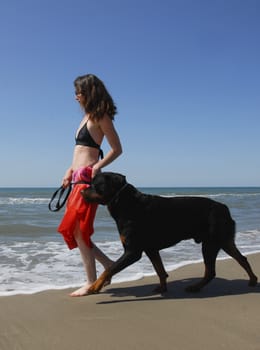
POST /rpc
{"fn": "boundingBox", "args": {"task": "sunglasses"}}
[74,91,82,96]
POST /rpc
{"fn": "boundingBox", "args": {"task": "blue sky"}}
[0,0,259,187]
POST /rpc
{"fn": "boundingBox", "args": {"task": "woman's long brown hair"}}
[74,74,117,120]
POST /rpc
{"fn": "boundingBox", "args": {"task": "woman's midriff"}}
[72,145,99,171]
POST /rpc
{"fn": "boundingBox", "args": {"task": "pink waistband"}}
[72,166,92,183]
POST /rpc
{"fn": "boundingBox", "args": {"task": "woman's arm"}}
[92,115,122,177]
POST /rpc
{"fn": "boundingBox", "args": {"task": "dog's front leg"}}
[87,250,143,294]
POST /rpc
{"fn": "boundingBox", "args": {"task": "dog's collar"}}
[107,183,129,207]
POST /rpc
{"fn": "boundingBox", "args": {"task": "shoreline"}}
[0,253,259,350]
[2,250,260,297]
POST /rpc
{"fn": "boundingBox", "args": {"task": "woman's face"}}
[75,91,85,106]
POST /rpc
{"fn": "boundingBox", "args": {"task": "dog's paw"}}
[248,276,258,287]
[86,288,100,295]
[152,284,168,294]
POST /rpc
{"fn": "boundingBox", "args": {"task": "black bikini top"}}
[75,119,104,159]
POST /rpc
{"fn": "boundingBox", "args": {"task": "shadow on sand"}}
[97,277,260,304]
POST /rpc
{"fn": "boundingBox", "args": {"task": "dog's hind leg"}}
[145,250,169,293]
[186,241,221,292]
[222,240,258,286]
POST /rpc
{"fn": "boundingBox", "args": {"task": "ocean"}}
[0,186,260,296]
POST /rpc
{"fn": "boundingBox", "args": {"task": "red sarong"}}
[57,167,98,250]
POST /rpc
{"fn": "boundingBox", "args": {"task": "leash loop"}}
[48,185,72,212]
[48,180,91,212]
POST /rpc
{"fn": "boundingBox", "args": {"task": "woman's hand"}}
[91,163,101,178]
[62,168,73,188]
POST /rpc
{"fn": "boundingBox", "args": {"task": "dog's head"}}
[81,172,127,205]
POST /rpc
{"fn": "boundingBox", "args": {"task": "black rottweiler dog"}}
[82,172,258,294]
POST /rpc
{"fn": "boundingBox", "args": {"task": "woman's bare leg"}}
[69,223,114,296]
[92,242,114,286]
[70,224,97,297]
[92,242,114,269]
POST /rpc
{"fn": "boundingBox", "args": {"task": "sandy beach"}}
[0,253,259,350]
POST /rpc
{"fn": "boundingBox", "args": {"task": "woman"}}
[58,74,122,296]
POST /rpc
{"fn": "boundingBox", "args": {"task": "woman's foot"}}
[69,283,92,297]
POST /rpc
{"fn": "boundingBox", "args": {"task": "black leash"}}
[48,185,72,212]
[48,181,91,212]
